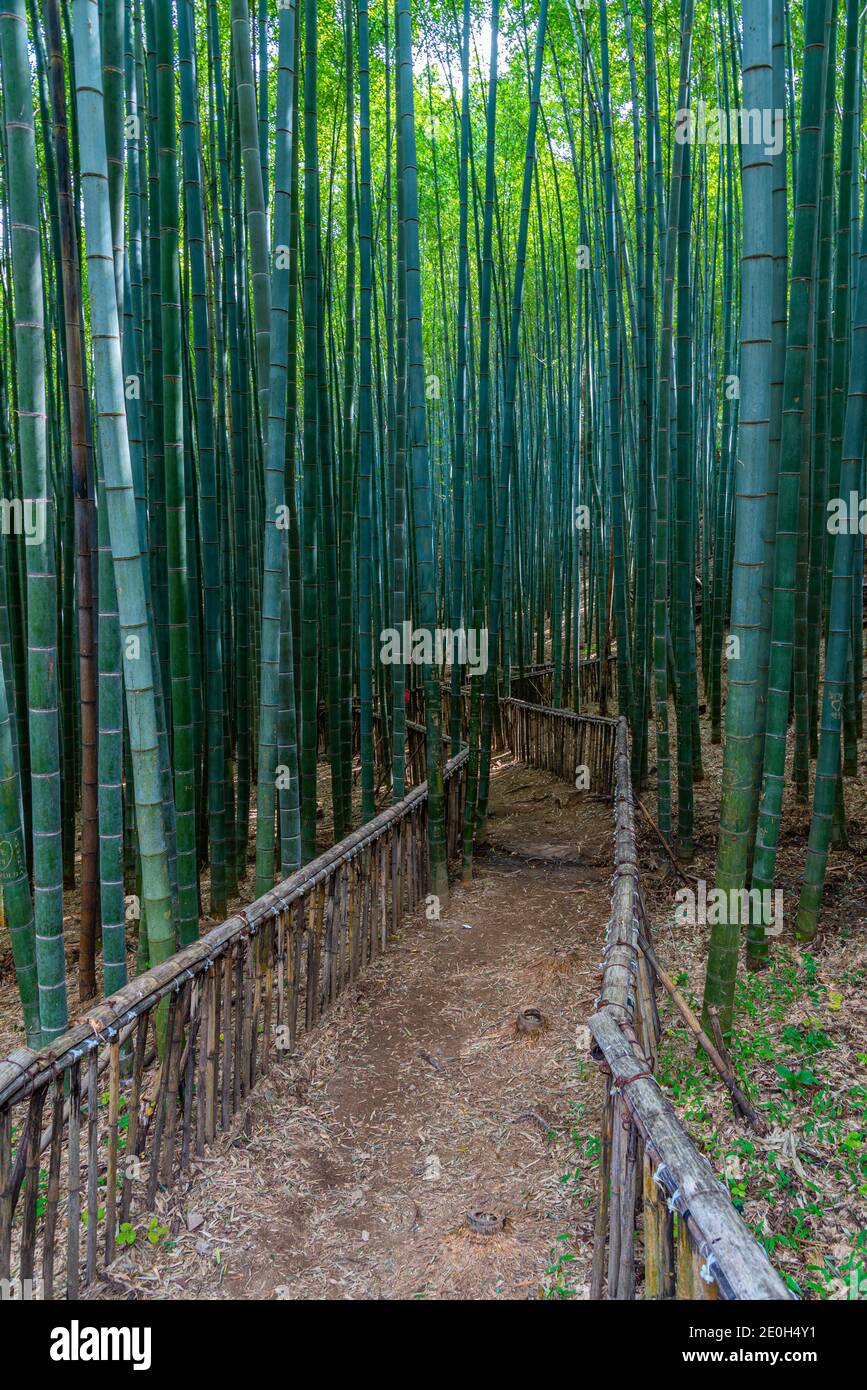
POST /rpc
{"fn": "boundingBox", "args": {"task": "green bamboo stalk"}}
[44,0,100,1004]
[72,0,175,985]
[703,0,775,1033]
[751,0,832,903]
[396,0,449,896]
[299,0,320,861]
[154,0,197,944]
[0,0,67,1042]
[253,0,300,894]
[796,185,867,938]
[653,0,694,846]
[179,0,227,916]
[358,0,375,823]
[0,637,39,1044]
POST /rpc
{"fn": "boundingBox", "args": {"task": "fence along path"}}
[0,696,790,1300]
[0,730,466,1298]
[500,701,791,1301]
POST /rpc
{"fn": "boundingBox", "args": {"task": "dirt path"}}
[94,758,611,1301]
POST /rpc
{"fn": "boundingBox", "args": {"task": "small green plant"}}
[147,1217,169,1246]
[780,1023,834,1055]
[775,1063,821,1092]
[541,1234,583,1299]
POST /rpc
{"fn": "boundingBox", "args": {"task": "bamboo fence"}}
[0,704,792,1302]
[0,744,468,1299]
[508,656,619,709]
[502,703,791,1299]
[502,699,618,794]
[586,720,793,1300]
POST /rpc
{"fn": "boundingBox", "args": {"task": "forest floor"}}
[3,676,865,1300]
[639,712,867,1300]
[88,755,608,1300]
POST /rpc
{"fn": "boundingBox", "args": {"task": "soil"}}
[88,755,610,1301]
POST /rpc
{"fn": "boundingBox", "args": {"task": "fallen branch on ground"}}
[636,931,767,1134]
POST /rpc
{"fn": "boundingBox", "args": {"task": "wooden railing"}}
[0,745,468,1300]
[350,706,429,795]
[502,698,618,797]
[586,720,792,1301]
[501,704,791,1300]
[0,694,792,1302]
[509,655,619,711]
[407,659,622,747]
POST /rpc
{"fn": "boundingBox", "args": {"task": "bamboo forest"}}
[0,0,864,1324]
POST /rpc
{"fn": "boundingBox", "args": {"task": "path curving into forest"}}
[91,758,611,1301]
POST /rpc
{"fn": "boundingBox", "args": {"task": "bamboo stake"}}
[120,1015,149,1221]
[146,993,179,1207]
[614,1118,639,1298]
[20,1087,45,1287]
[181,982,201,1170]
[85,1051,99,1282]
[197,970,210,1158]
[215,956,226,1139]
[66,1063,81,1298]
[591,1089,613,1298]
[637,932,766,1132]
[262,920,274,1076]
[642,1150,674,1298]
[232,947,243,1114]
[104,1038,120,1262]
[0,1105,10,1283]
[289,901,303,1046]
[159,989,187,1185]
[675,1212,694,1298]
[42,1076,64,1298]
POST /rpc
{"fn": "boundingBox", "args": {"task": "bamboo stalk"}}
[85,1051,99,1283]
[120,1015,149,1222]
[104,1038,120,1262]
[20,1087,45,1286]
[42,1076,64,1297]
